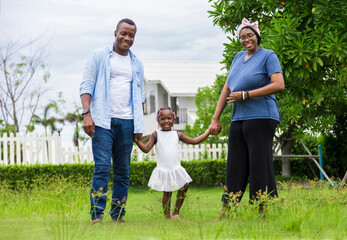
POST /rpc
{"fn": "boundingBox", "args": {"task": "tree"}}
[0,119,15,135]
[186,0,347,176]
[0,38,50,133]
[321,100,347,178]
[185,74,232,144]
[64,104,89,149]
[32,95,65,135]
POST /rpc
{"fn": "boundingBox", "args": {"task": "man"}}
[80,18,144,225]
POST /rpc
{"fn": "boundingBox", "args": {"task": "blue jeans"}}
[90,118,134,220]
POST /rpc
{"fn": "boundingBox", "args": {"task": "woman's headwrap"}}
[236,18,261,37]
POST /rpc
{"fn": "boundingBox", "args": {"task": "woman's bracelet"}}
[242,90,250,100]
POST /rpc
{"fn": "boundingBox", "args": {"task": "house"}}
[142,61,225,135]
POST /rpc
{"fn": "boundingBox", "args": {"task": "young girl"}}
[135,106,210,219]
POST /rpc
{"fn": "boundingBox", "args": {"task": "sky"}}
[0,0,229,146]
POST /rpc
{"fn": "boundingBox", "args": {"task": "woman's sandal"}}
[170,212,179,219]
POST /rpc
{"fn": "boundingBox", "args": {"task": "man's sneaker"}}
[91,218,103,225]
[113,218,125,223]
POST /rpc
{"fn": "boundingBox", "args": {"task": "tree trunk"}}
[12,100,19,133]
[73,121,79,150]
[281,139,295,177]
[281,125,295,177]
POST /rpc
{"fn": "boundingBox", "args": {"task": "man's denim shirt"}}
[80,44,145,133]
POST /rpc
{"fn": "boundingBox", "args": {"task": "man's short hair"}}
[116,18,136,31]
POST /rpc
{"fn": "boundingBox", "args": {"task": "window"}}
[163,93,168,107]
[143,97,148,115]
[150,91,155,113]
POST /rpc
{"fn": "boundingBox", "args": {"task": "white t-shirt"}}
[108,51,133,119]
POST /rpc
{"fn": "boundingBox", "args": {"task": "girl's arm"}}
[209,82,230,135]
[178,129,210,145]
[135,131,157,153]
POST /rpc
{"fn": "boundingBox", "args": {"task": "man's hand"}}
[133,133,143,142]
[83,113,95,137]
[209,119,222,135]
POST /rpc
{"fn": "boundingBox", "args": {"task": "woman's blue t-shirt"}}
[227,48,282,122]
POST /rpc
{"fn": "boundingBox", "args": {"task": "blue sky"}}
[0,0,228,146]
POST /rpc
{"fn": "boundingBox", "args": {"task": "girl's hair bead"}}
[156,106,176,122]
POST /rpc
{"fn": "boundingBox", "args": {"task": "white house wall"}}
[143,82,157,135]
[144,82,157,114]
[144,90,200,135]
[176,96,197,126]
[157,85,169,108]
[142,61,225,137]
[144,112,159,135]
[177,96,196,110]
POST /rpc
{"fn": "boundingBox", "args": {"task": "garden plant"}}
[0,173,346,240]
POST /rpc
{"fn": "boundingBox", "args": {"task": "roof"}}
[143,61,226,96]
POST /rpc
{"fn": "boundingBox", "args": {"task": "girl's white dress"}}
[148,130,192,191]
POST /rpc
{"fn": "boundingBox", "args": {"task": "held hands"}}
[83,114,95,138]
[209,119,222,136]
[134,133,143,142]
[205,129,211,136]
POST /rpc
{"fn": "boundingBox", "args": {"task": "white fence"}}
[0,132,227,165]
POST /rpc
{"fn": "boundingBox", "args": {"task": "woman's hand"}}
[209,82,230,135]
[209,119,222,135]
[227,91,242,103]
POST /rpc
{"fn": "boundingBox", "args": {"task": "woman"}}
[209,19,285,217]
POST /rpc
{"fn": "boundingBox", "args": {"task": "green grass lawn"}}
[0,178,346,240]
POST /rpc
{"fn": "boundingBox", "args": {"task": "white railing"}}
[134,143,228,162]
[175,108,187,124]
[0,132,227,165]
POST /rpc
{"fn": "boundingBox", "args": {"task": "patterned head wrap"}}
[236,18,261,37]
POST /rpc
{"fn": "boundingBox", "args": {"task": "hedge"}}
[0,160,226,190]
[0,158,320,190]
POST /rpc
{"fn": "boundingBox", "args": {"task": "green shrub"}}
[320,108,347,179]
[1,158,324,190]
[0,164,94,190]
[182,159,226,186]
[0,160,227,190]
[129,161,157,187]
[321,134,347,179]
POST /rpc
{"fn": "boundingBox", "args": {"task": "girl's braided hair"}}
[156,106,176,122]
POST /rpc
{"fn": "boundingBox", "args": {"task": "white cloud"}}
[0,0,228,144]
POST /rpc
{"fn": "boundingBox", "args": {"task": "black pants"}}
[222,119,278,205]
